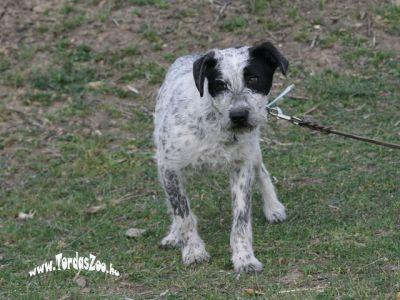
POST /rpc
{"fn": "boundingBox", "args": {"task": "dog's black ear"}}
[193,51,217,97]
[249,42,288,75]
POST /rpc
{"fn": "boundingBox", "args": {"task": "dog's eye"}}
[214,80,227,91]
[246,75,259,85]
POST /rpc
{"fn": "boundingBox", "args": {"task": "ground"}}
[0,0,399,298]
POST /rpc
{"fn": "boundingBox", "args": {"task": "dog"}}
[153,41,288,273]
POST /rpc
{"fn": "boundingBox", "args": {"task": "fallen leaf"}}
[75,277,86,288]
[125,228,146,238]
[58,240,66,249]
[159,289,168,298]
[85,204,106,214]
[397,292,400,300]
[87,81,103,89]
[383,265,400,272]
[280,268,304,285]
[92,130,102,137]
[244,288,255,296]
[244,288,264,296]
[17,211,35,220]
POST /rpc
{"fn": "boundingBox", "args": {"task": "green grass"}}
[140,23,164,50]
[0,54,11,72]
[220,16,248,32]
[378,4,400,36]
[128,0,169,9]
[120,62,165,84]
[0,0,399,298]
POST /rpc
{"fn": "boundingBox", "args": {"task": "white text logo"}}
[28,252,120,277]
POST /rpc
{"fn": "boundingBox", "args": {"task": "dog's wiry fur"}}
[154,42,288,272]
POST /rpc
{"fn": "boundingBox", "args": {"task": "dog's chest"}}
[196,138,239,166]
[183,128,256,168]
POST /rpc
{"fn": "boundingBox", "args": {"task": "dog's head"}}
[193,42,288,132]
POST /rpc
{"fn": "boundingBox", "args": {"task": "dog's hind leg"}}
[256,162,286,223]
[159,166,210,264]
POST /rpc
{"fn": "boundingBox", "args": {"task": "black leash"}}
[267,107,400,150]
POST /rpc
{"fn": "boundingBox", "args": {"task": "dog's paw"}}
[264,201,286,223]
[160,232,181,248]
[232,253,264,273]
[182,242,210,265]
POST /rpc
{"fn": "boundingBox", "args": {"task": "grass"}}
[220,16,248,32]
[140,23,164,51]
[0,0,399,298]
[127,0,169,9]
[0,54,11,72]
[378,4,400,36]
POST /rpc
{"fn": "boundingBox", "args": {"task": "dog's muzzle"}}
[229,108,254,130]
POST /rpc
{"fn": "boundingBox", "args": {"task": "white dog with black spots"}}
[154,41,289,273]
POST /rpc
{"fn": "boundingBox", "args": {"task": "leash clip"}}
[268,107,290,120]
[267,107,302,125]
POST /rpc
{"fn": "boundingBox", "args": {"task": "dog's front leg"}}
[230,163,263,273]
[159,167,210,265]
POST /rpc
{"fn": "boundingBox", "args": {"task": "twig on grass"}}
[73,269,81,281]
[213,1,230,24]
[310,34,319,50]
[366,13,373,37]
[278,285,326,294]
[8,107,45,129]
[303,104,320,116]
[288,95,309,101]
[354,257,388,274]
[111,192,138,206]
[111,18,120,27]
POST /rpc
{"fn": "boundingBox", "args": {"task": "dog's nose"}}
[229,109,249,126]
